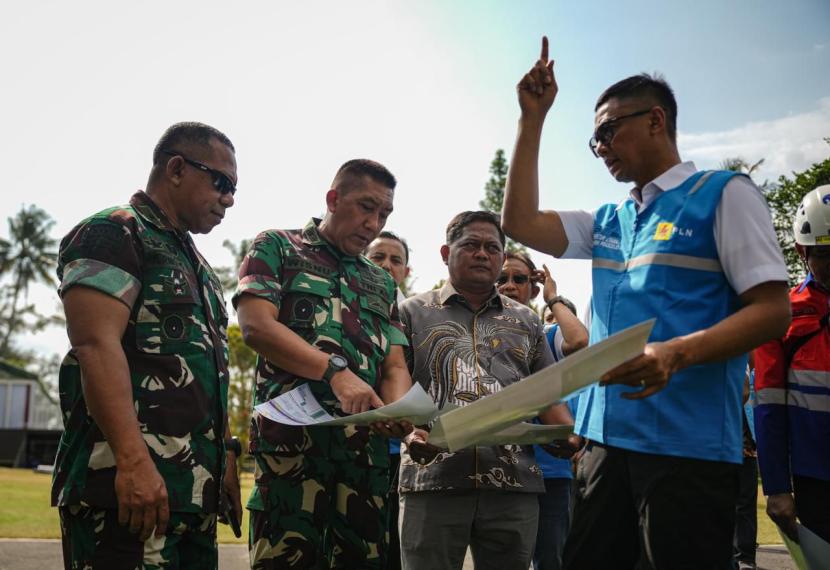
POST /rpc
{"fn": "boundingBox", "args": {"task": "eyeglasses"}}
[588,108,653,157]
[163,150,237,196]
[497,274,530,285]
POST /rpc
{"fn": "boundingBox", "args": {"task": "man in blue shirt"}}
[502,37,790,568]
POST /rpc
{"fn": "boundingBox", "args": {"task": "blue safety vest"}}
[575,170,748,464]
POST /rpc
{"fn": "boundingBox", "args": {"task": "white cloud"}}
[679,98,830,183]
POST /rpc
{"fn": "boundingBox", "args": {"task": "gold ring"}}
[640,379,646,387]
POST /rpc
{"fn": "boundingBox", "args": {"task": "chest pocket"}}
[135,264,206,353]
[357,292,392,357]
[278,272,334,342]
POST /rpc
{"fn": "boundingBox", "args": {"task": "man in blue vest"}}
[501,37,792,569]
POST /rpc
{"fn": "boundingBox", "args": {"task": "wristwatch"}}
[546,296,565,310]
[322,354,349,383]
[225,436,242,458]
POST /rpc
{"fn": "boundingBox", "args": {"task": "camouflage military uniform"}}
[232,219,407,570]
[52,191,230,569]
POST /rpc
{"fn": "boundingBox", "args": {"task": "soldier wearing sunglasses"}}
[53,122,241,569]
[502,37,791,569]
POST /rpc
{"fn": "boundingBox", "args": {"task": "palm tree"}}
[720,157,765,178]
[0,205,58,355]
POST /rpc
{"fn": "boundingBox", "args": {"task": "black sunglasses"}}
[588,108,653,158]
[163,150,237,196]
[497,274,530,285]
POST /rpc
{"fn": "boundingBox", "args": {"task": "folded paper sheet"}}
[798,523,830,570]
[255,381,440,427]
[466,422,573,447]
[428,319,655,452]
[778,527,808,570]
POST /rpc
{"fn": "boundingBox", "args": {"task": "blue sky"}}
[1,0,828,357]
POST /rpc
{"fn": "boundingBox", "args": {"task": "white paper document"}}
[428,319,655,452]
[254,382,440,427]
[798,523,830,570]
[463,422,573,447]
[778,527,808,570]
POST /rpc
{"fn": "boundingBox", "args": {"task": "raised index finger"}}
[540,36,549,63]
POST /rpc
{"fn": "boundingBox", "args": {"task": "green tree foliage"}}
[480,149,509,212]
[215,238,253,294]
[763,142,830,283]
[479,149,526,254]
[227,323,256,455]
[0,205,58,358]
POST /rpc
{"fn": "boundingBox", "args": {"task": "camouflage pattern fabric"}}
[232,219,407,568]
[52,191,230,515]
[248,455,389,569]
[59,506,217,569]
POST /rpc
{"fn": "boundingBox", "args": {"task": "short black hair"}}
[153,122,235,164]
[504,250,537,273]
[333,159,397,193]
[369,231,410,264]
[446,211,505,247]
[595,73,678,142]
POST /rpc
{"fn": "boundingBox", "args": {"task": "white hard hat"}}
[793,184,830,246]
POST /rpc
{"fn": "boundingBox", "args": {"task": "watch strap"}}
[546,296,565,311]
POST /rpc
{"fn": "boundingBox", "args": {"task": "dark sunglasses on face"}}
[588,108,654,158]
[162,150,237,196]
[497,274,530,285]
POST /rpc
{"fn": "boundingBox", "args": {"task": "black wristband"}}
[225,437,242,458]
[546,296,565,311]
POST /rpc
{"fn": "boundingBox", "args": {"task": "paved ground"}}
[0,539,798,569]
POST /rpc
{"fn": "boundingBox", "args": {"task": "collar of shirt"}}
[628,161,697,211]
[437,281,503,310]
[302,217,377,270]
[800,272,830,298]
[130,191,189,239]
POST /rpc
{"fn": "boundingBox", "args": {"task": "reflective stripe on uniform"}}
[687,171,716,195]
[788,369,830,388]
[756,388,787,405]
[756,386,830,412]
[592,253,724,273]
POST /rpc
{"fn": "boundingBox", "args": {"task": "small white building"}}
[0,360,62,467]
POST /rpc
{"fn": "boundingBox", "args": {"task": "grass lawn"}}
[0,466,782,545]
[0,467,252,544]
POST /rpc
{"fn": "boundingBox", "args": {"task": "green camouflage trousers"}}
[58,506,217,569]
[248,452,389,570]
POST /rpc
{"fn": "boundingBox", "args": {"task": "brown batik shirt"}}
[398,282,554,494]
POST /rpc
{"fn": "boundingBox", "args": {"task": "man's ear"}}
[325,189,339,213]
[404,266,412,279]
[531,284,541,299]
[649,106,667,136]
[795,243,808,262]
[165,156,185,187]
[440,245,450,265]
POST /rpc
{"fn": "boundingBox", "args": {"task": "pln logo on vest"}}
[653,222,693,241]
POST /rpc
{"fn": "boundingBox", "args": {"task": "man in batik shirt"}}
[398,210,572,570]
[53,122,241,569]
[234,159,412,570]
